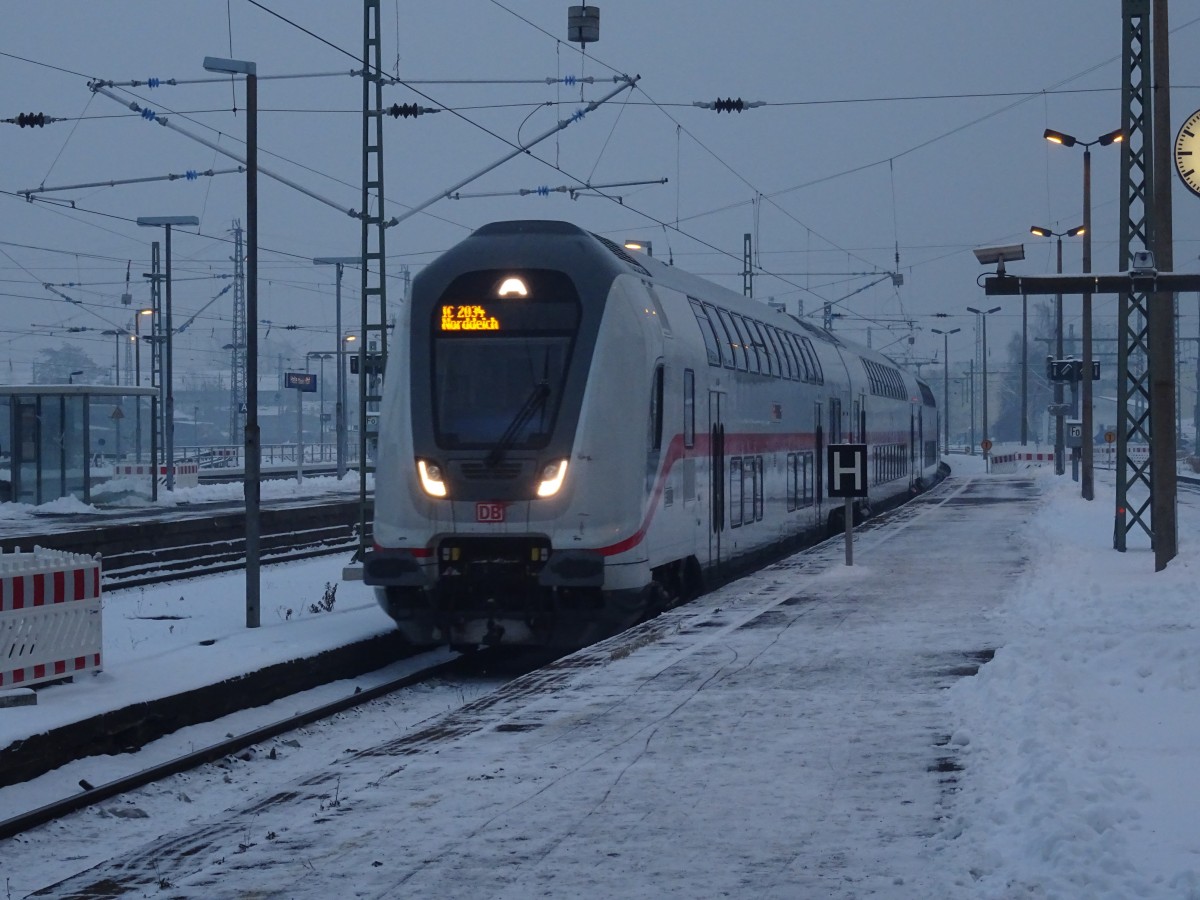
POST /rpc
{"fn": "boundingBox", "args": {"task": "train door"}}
[814,400,824,506]
[910,404,919,487]
[708,390,726,568]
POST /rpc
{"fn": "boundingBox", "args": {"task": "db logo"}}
[475,502,506,523]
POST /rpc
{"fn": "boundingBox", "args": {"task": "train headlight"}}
[536,459,568,498]
[417,459,447,497]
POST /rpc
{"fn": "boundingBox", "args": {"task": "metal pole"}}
[1149,0,1178,567]
[969,357,976,454]
[135,316,143,463]
[165,224,175,492]
[319,354,327,460]
[943,334,950,454]
[1055,237,1066,474]
[1021,291,1028,445]
[1082,147,1095,500]
[843,496,854,566]
[982,312,990,463]
[336,264,345,478]
[245,68,261,628]
[295,387,303,484]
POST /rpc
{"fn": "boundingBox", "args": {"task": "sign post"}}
[826,444,868,566]
[285,372,317,483]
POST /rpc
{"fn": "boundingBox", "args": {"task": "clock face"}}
[1175,109,1200,198]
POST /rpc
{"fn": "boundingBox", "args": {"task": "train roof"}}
[459,221,923,383]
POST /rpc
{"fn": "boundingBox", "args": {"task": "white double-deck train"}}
[364,220,943,648]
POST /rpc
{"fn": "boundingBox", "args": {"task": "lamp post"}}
[343,334,357,467]
[134,308,153,462]
[307,351,333,460]
[205,55,259,628]
[313,256,360,478]
[136,215,199,492]
[101,328,126,459]
[68,370,83,385]
[1030,225,1085,475]
[967,306,1001,465]
[100,329,125,385]
[931,327,961,455]
[623,239,652,257]
[1044,127,1123,499]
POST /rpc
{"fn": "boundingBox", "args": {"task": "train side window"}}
[741,456,760,523]
[650,364,665,451]
[715,307,745,371]
[766,326,790,380]
[729,456,744,527]
[754,456,764,520]
[801,451,813,506]
[683,368,695,448]
[829,398,842,444]
[802,337,824,384]
[751,321,776,377]
[731,315,759,374]
[787,332,809,381]
[689,298,722,367]
[786,452,797,511]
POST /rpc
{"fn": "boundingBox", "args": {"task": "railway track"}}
[0,649,524,843]
[0,498,368,589]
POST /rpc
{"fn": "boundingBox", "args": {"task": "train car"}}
[364,219,941,649]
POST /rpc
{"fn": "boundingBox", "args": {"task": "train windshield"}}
[431,270,580,450]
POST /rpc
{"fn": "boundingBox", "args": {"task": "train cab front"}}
[365,223,628,649]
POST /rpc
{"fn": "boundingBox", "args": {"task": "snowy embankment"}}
[944,470,1200,898]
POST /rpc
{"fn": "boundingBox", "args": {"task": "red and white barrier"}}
[1094,444,1150,468]
[111,462,199,488]
[990,450,1056,473]
[0,547,102,688]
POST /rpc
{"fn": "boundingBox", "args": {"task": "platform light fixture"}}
[1029,225,1085,474]
[930,327,961,455]
[967,306,1002,464]
[204,53,260,625]
[1044,125,1122,501]
[313,256,361,479]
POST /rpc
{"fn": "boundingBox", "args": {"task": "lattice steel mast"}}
[358,0,389,558]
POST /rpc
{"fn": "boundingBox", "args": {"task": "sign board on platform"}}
[285,372,317,392]
[826,444,868,498]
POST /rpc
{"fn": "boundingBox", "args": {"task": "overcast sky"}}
[4,1,1200,387]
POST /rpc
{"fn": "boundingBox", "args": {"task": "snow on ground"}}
[1,458,1199,897]
[0,470,367,523]
[944,463,1200,898]
[0,555,391,750]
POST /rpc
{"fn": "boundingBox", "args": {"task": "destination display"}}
[434,270,582,335]
[440,304,500,331]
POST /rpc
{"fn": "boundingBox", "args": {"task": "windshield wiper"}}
[486,380,550,468]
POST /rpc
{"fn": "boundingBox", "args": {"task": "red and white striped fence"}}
[0,547,102,688]
[110,462,199,488]
[990,450,1056,473]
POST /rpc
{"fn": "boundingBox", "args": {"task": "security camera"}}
[973,244,1026,268]
[1131,250,1156,274]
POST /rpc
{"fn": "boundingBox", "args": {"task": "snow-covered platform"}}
[7,470,1030,896]
[6,461,1200,899]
